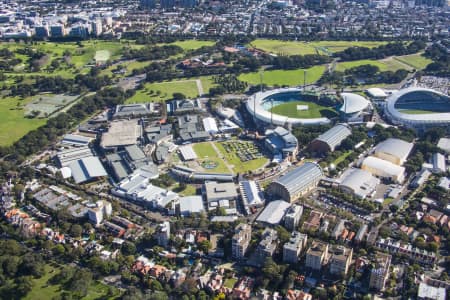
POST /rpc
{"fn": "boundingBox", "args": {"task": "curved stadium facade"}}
[384,87,450,131]
[246,88,331,126]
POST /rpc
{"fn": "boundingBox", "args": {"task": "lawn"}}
[335,59,394,72]
[238,65,326,87]
[250,39,387,56]
[24,264,119,300]
[193,142,230,173]
[125,77,215,103]
[216,141,268,174]
[172,183,198,196]
[169,40,215,51]
[394,53,432,70]
[0,96,47,146]
[224,278,238,289]
[269,100,337,119]
[333,151,353,165]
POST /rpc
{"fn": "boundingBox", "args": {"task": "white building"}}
[87,200,112,225]
[202,117,219,134]
[361,156,406,183]
[156,221,171,247]
[373,138,413,166]
[284,205,303,231]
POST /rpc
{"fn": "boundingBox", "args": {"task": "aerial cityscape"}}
[0,0,449,299]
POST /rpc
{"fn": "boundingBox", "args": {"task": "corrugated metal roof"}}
[256,200,291,225]
[315,124,351,150]
[274,162,323,195]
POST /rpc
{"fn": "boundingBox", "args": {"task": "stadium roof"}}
[375,138,413,164]
[274,162,323,196]
[366,88,387,98]
[246,88,331,126]
[339,168,380,199]
[362,156,405,178]
[385,87,450,123]
[179,196,205,216]
[69,156,107,184]
[340,93,371,114]
[256,200,291,225]
[179,145,198,161]
[314,124,352,151]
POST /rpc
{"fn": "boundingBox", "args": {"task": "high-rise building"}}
[369,252,392,291]
[255,228,278,264]
[156,221,171,247]
[284,205,303,231]
[35,25,49,38]
[91,19,102,36]
[329,245,353,276]
[50,24,65,38]
[181,0,198,8]
[232,224,252,260]
[283,231,308,263]
[306,241,329,270]
[87,200,112,225]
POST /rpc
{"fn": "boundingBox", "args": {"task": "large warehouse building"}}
[309,124,352,154]
[384,87,450,132]
[361,156,406,183]
[268,162,323,203]
[339,168,380,199]
[373,138,413,165]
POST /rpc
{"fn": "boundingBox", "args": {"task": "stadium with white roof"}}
[384,87,450,131]
[246,88,332,126]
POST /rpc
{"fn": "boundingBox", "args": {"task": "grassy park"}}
[269,100,337,119]
[239,65,326,86]
[250,39,387,56]
[0,96,47,146]
[335,59,402,72]
[216,141,268,174]
[393,53,432,70]
[125,77,215,103]
[193,142,230,173]
[168,40,215,51]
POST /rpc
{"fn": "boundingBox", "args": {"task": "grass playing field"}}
[168,40,215,51]
[393,53,432,70]
[125,76,215,103]
[269,100,337,119]
[193,142,230,173]
[0,96,47,146]
[238,65,326,87]
[250,39,388,56]
[335,59,403,72]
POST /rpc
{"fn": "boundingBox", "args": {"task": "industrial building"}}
[202,117,219,135]
[203,181,238,215]
[178,196,205,216]
[69,156,108,184]
[309,124,352,154]
[373,138,413,165]
[145,124,172,145]
[256,200,291,226]
[178,145,197,161]
[57,146,93,167]
[178,115,211,143]
[61,134,92,147]
[268,162,323,202]
[361,156,406,183]
[113,103,161,119]
[101,120,142,150]
[283,231,308,263]
[431,153,446,173]
[168,99,204,114]
[171,165,234,182]
[339,168,380,199]
[239,180,265,215]
[437,137,450,154]
[264,126,299,161]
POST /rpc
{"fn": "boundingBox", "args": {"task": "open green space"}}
[193,142,230,173]
[125,76,215,103]
[224,278,238,289]
[335,59,400,72]
[168,40,215,51]
[394,53,432,70]
[269,100,337,119]
[24,264,118,300]
[333,150,353,165]
[0,96,47,146]
[216,141,268,174]
[172,183,198,196]
[250,39,387,56]
[239,65,325,87]
[94,50,111,63]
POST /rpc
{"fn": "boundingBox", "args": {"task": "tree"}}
[172,92,186,100]
[275,225,290,244]
[16,276,34,297]
[122,241,137,256]
[69,224,82,238]
[198,240,212,253]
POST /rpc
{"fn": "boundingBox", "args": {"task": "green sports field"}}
[393,53,432,70]
[269,100,338,119]
[0,97,47,146]
[335,59,405,72]
[168,40,215,51]
[250,40,387,56]
[238,65,326,87]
